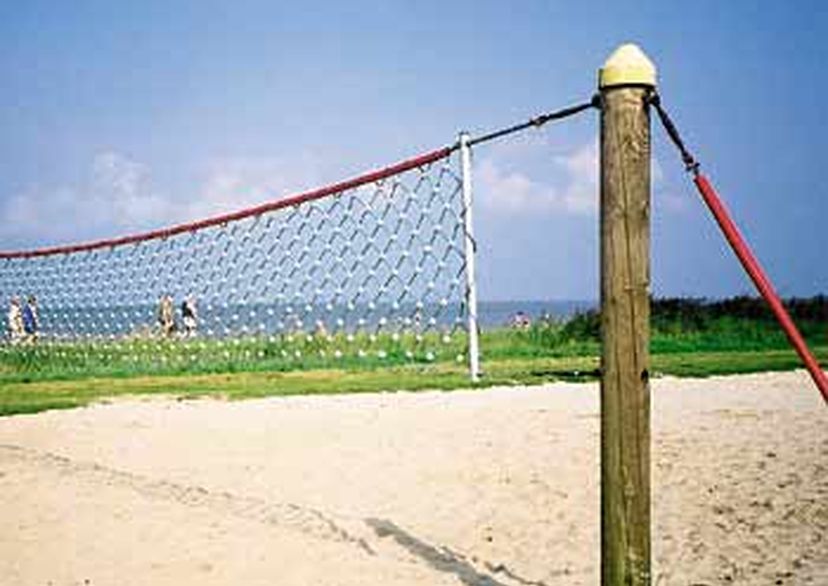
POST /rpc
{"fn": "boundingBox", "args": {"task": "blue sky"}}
[1,0,826,301]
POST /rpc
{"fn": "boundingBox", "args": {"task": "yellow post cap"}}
[599,43,657,88]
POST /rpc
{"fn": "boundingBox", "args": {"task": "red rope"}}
[693,173,828,404]
[0,146,453,259]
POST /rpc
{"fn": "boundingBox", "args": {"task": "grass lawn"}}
[2,346,826,417]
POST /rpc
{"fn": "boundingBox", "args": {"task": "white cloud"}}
[0,151,320,246]
[189,154,320,219]
[91,151,177,225]
[478,140,674,217]
[478,141,598,215]
[652,155,664,184]
[0,151,174,243]
[477,158,545,212]
[555,141,600,213]
[649,157,690,213]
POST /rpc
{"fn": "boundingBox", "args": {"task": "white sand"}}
[0,371,825,585]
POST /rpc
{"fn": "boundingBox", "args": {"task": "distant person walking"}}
[511,311,531,330]
[21,295,40,342]
[7,297,24,344]
[158,294,175,337]
[181,295,198,336]
[314,319,328,339]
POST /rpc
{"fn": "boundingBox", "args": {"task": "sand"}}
[0,371,825,585]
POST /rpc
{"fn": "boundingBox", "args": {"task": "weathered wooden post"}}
[598,44,656,585]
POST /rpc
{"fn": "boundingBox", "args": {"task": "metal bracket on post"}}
[459,131,481,382]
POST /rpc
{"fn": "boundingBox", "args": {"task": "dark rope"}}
[466,94,600,148]
[649,93,700,175]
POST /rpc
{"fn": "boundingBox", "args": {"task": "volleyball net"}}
[0,94,598,380]
[0,147,475,376]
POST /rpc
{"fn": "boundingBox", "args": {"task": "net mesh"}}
[1,150,471,377]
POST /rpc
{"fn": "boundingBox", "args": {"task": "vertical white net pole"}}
[459,132,480,381]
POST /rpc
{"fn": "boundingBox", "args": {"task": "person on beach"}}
[511,311,531,329]
[21,295,40,342]
[158,294,175,337]
[181,295,197,336]
[314,319,328,338]
[7,297,24,344]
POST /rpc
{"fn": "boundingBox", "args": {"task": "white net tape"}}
[1,151,471,377]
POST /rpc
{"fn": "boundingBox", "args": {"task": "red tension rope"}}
[693,173,828,404]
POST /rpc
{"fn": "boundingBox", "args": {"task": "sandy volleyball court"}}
[0,371,825,585]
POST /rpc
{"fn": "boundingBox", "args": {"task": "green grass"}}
[2,296,827,416]
[1,347,826,417]
[0,330,467,383]
[0,326,601,385]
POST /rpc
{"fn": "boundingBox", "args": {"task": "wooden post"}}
[599,44,656,586]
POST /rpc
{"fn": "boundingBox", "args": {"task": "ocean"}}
[476,300,596,329]
[31,299,597,339]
